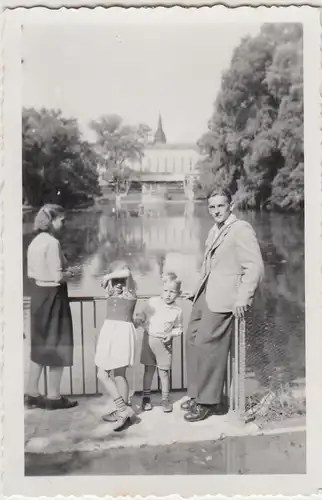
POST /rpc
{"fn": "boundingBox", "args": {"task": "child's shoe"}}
[113,406,136,431]
[141,397,153,411]
[161,398,173,413]
[102,403,133,423]
[102,411,117,422]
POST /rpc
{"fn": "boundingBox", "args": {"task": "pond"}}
[23,199,305,397]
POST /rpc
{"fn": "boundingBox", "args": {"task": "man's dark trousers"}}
[186,288,234,405]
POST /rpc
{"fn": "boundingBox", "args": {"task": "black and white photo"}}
[2,5,322,496]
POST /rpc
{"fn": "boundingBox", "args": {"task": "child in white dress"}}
[95,260,137,431]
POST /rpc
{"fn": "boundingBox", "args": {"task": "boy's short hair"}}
[162,272,182,293]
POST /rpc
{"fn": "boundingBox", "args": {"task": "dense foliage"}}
[196,23,303,211]
[22,108,101,208]
[90,114,151,195]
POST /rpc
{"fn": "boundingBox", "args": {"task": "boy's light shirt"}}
[141,296,183,338]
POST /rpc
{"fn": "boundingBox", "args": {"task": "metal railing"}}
[23,295,246,413]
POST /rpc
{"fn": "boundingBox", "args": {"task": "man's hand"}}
[234,303,248,319]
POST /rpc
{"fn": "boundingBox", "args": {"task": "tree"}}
[22,108,101,208]
[90,114,151,199]
[196,23,303,211]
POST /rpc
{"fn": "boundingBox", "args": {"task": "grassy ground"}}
[245,384,306,425]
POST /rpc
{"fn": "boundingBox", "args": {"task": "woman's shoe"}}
[24,394,46,409]
[180,398,195,411]
[46,396,78,410]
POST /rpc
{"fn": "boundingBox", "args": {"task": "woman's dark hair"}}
[33,204,64,232]
[207,187,232,204]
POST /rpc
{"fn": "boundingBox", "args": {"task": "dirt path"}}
[25,431,305,476]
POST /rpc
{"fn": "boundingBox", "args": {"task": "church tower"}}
[153,114,167,145]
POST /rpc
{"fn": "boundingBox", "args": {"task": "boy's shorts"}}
[140,332,172,370]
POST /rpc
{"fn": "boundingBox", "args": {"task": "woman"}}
[25,204,78,410]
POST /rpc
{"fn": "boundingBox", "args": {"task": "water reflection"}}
[23,202,305,392]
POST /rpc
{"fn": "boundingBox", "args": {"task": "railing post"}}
[228,316,247,416]
[43,366,48,396]
[238,317,246,414]
[180,333,184,390]
[235,318,240,411]
[227,316,246,415]
[80,301,86,395]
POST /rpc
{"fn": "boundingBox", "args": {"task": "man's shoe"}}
[180,398,196,411]
[212,402,227,416]
[161,398,173,413]
[184,403,214,422]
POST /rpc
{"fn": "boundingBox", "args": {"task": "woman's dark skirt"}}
[30,282,74,367]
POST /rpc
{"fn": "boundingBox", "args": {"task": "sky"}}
[23,22,260,144]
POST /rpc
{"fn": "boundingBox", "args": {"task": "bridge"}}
[134,172,186,183]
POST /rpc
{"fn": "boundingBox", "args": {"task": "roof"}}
[145,143,199,152]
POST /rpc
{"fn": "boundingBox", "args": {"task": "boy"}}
[138,272,183,413]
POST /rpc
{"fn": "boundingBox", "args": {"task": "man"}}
[182,188,264,422]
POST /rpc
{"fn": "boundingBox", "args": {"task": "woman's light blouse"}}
[27,232,67,286]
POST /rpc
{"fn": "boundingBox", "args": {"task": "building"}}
[97,115,201,193]
[131,115,200,181]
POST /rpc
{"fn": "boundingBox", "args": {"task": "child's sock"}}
[143,389,151,400]
[161,390,170,401]
[114,396,127,413]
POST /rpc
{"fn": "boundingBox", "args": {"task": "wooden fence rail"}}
[23,295,246,413]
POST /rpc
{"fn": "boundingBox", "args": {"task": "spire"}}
[153,114,167,145]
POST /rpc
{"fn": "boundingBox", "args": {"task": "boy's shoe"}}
[46,396,78,410]
[161,398,173,413]
[24,394,46,409]
[141,397,153,411]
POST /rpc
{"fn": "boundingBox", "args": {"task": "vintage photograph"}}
[22,14,306,475]
[2,4,322,496]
